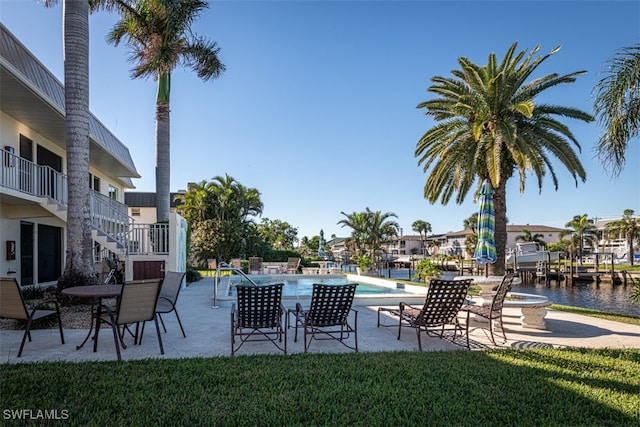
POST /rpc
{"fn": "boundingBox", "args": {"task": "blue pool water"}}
[229,275,408,297]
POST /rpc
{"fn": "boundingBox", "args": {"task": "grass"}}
[550,304,640,326]
[1,349,638,426]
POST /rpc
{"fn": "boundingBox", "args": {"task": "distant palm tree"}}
[107,0,225,222]
[412,219,432,256]
[174,174,261,263]
[174,180,210,224]
[367,210,400,260]
[605,209,640,265]
[207,174,263,224]
[338,208,399,260]
[593,44,640,177]
[465,233,478,258]
[515,228,547,247]
[560,214,598,264]
[416,43,592,275]
[337,211,370,256]
[428,238,442,256]
[463,213,478,234]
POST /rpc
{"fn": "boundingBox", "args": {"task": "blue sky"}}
[1,0,639,240]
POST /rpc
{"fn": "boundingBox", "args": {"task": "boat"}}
[506,242,563,267]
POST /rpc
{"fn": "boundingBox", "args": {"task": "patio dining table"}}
[61,284,122,352]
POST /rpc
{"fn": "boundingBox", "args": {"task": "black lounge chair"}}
[377,278,472,350]
[0,277,65,357]
[248,257,263,275]
[231,283,286,355]
[460,273,515,345]
[292,283,358,352]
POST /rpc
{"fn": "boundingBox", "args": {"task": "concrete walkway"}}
[1,277,639,364]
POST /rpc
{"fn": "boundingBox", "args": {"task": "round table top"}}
[61,284,122,298]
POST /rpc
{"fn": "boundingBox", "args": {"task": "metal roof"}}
[0,23,140,181]
[125,192,184,208]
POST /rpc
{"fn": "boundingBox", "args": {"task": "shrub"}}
[413,258,443,281]
[354,255,374,271]
[185,268,201,283]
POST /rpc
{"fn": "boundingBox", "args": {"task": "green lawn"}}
[1,349,639,426]
[550,304,640,326]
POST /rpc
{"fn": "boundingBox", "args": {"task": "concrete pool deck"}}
[1,276,639,364]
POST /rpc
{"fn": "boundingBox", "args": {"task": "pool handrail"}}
[213,261,258,308]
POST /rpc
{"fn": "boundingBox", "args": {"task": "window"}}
[131,208,141,217]
[400,240,406,248]
[19,135,33,161]
[89,174,101,192]
[108,185,117,200]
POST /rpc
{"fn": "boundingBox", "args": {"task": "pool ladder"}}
[212,261,258,308]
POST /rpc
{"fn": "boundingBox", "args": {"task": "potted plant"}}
[354,255,375,276]
[413,259,443,283]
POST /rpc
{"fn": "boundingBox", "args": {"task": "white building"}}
[0,24,186,286]
[0,24,139,286]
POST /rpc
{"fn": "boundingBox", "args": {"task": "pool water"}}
[229,275,407,297]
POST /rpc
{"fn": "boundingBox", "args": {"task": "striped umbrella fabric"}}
[474,180,497,265]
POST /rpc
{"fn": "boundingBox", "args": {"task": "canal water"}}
[361,267,639,317]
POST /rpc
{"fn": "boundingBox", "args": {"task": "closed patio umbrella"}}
[474,180,497,276]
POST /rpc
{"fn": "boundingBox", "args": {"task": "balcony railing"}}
[127,222,169,255]
[1,148,67,206]
[1,147,130,248]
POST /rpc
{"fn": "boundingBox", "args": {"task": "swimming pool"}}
[226,274,414,298]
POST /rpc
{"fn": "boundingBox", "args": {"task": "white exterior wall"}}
[1,112,130,285]
[504,229,563,249]
[129,206,157,225]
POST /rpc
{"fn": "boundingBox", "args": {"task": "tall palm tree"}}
[44,0,102,289]
[515,228,547,247]
[107,0,225,222]
[61,0,97,287]
[415,42,592,275]
[559,214,598,264]
[412,219,432,256]
[605,209,640,265]
[593,44,640,177]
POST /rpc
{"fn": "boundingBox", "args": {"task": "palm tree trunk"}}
[59,0,96,288]
[492,182,507,276]
[155,73,171,222]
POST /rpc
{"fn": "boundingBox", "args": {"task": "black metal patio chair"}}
[292,283,358,352]
[231,283,286,355]
[377,278,472,350]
